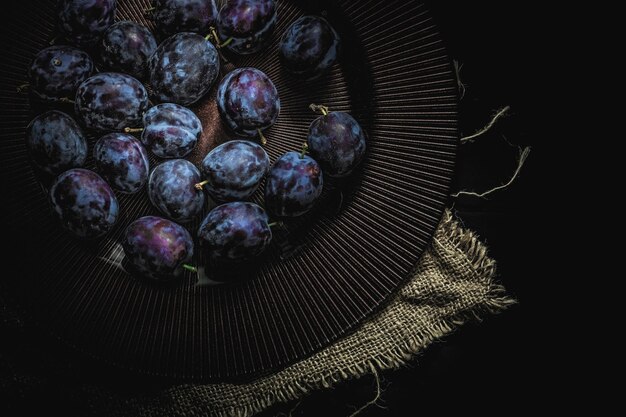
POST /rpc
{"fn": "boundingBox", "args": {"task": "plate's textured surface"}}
[0,0,457,380]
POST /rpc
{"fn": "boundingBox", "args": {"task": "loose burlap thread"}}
[0,210,514,416]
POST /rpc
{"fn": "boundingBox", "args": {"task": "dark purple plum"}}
[198,202,272,261]
[27,45,94,104]
[217,67,279,139]
[75,72,149,132]
[265,151,323,217]
[279,16,340,79]
[57,0,117,48]
[123,216,194,281]
[100,21,157,80]
[148,159,205,223]
[152,0,218,38]
[216,0,276,55]
[49,168,119,239]
[199,140,269,202]
[141,103,202,158]
[307,109,366,177]
[25,111,87,176]
[148,32,220,106]
[93,133,149,194]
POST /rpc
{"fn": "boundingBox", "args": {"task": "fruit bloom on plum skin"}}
[200,140,269,203]
[307,111,366,177]
[149,159,205,224]
[152,0,218,39]
[28,45,94,104]
[149,32,220,106]
[93,133,150,194]
[75,72,149,132]
[57,0,117,48]
[279,16,340,79]
[216,0,276,55]
[198,202,272,261]
[265,152,323,218]
[25,111,87,176]
[217,67,280,138]
[123,216,194,281]
[100,21,157,80]
[141,103,202,158]
[49,168,119,239]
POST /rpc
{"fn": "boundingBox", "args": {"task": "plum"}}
[25,111,87,176]
[57,0,117,48]
[75,72,149,132]
[148,159,205,223]
[307,105,366,177]
[279,16,340,79]
[27,45,94,104]
[139,103,202,158]
[198,202,272,261]
[123,216,194,281]
[152,0,218,38]
[198,140,269,202]
[93,133,150,194]
[217,67,279,140]
[216,0,276,55]
[265,151,323,217]
[100,21,157,80]
[49,168,119,239]
[148,32,220,106]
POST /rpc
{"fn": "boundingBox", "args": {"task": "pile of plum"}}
[24,0,366,281]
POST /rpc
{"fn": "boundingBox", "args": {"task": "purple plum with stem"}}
[75,72,149,132]
[279,16,340,79]
[197,140,269,203]
[100,21,157,80]
[148,32,220,106]
[265,148,323,217]
[307,104,366,177]
[25,45,94,104]
[151,0,218,39]
[49,168,119,239]
[216,67,280,142]
[123,216,194,281]
[133,103,202,159]
[148,159,205,224]
[57,0,117,48]
[198,202,272,261]
[25,111,87,176]
[93,133,150,194]
[215,0,276,55]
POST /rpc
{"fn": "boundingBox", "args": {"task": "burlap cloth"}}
[0,209,514,416]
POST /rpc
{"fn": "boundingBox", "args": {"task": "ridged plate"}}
[0,0,457,380]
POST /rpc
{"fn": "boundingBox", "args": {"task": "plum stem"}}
[195,180,209,191]
[183,264,197,273]
[257,129,268,146]
[208,27,233,49]
[310,104,330,116]
[268,221,283,228]
[16,83,30,93]
[144,6,156,13]
[59,97,74,104]
[124,127,144,134]
[300,142,309,159]
[49,36,57,46]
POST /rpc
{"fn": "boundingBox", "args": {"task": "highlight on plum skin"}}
[216,0,277,55]
[93,132,150,194]
[100,21,157,81]
[151,0,218,39]
[140,103,203,159]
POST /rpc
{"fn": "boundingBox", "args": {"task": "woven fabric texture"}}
[0,210,513,417]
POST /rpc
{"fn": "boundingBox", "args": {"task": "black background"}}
[259,2,541,415]
[0,1,542,415]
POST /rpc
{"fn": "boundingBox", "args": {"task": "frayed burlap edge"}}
[122,209,515,417]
